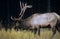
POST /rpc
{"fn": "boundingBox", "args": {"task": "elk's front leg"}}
[34,28,37,35]
[38,26,40,36]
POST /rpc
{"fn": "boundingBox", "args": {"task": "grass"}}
[0,28,60,39]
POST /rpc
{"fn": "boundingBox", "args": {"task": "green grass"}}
[0,28,60,39]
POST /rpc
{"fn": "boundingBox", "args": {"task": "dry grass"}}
[0,28,60,39]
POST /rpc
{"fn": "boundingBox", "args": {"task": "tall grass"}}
[0,28,60,39]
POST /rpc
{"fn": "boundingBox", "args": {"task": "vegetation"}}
[0,28,60,39]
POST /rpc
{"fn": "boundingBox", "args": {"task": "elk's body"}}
[11,1,60,39]
[21,13,59,28]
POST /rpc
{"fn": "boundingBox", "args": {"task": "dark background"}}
[0,0,60,24]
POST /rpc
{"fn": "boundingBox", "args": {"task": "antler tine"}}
[19,1,23,15]
[20,1,23,10]
[24,2,32,8]
[26,5,32,8]
[25,3,27,6]
[19,1,26,16]
[22,2,25,8]
[11,16,14,20]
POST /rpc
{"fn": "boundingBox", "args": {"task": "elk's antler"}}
[11,1,32,21]
[19,1,32,16]
[18,2,32,20]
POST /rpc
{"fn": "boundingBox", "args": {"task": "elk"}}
[11,1,60,39]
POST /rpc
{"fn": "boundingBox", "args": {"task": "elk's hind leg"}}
[50,20,57,39]
[55,24,60,33]
[51,27,56,39]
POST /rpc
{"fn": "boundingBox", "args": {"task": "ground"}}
[0,28,60,39]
